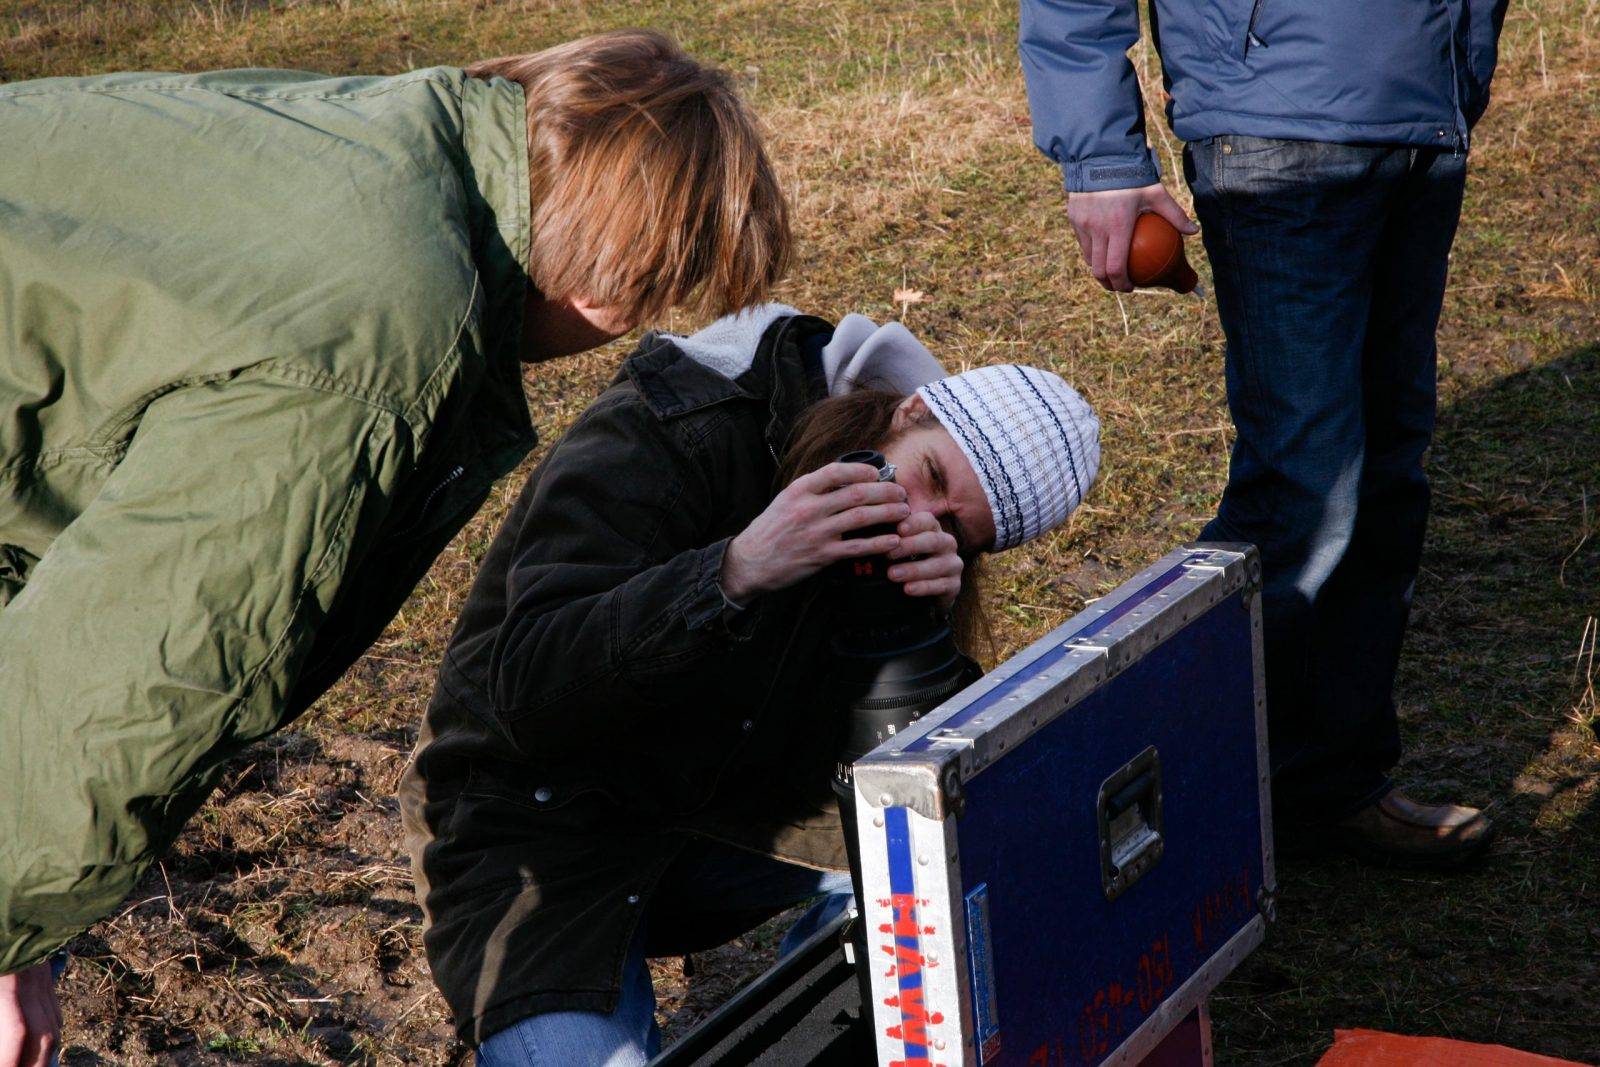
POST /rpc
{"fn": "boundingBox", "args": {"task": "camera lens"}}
[826,451,977,776]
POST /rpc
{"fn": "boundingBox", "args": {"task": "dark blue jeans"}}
[1184,136,1468,822]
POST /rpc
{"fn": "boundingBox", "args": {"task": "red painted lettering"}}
[1075,930,1179,1061]
[899,987,930,1047]
[891,893,921,937]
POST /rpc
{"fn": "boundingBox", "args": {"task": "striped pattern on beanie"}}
[917,364,1100,550]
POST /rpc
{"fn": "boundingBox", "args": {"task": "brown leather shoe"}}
[1326,788,1496,868]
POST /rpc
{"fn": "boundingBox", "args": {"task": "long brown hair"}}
[468,30,790,324]
[779,390,993,659]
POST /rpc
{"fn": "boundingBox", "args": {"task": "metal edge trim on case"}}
[1102,916,1266,1067]
[882,807,932,1066]
[1180,540,1261,596]
[862,802,972,1066]
[850,645,1109,820]
[854,761,950,822]
[913,551,1204,744]
[1245,578,1278,902]
[940,813,978,1067]
[916,547,1243,752]
[856,792,900,1066]
[854,546,1255,816]
[884,547,1209,742]
[1192,542,1276,904]
[866,545,1249,775]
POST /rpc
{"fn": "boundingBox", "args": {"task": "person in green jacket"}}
[0,29,789,1066]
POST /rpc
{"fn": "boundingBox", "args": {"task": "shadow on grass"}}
[1213,344,1600,1064]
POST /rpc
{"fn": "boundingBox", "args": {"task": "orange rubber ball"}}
[1128,213,1199,293]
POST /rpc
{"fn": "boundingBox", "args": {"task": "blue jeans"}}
[476,840,853,1067]
[45,951,67,1067]
[1184,136,1468,822]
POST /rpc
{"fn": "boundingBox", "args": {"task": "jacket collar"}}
[459,74,532,364]
[623,314,834,454]
[454,74,537,455]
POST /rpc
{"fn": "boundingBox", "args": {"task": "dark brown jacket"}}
[399,315,855,1044]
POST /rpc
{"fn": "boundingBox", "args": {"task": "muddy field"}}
[3,0,1598,1063]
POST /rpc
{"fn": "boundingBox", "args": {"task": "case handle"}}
[1097,746,1164,901]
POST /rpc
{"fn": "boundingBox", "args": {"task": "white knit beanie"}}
[916,365,1100,550]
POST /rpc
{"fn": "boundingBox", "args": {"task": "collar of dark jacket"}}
[622,314,834,455]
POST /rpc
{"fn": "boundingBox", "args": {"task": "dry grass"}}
[4,0,1598,1063]
[1571,617,1598,737]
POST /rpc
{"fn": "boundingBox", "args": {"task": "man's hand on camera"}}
[1067,183,1197,292]
[887,512,963,609]
[721,461,908,603]
[0,961,61,1067]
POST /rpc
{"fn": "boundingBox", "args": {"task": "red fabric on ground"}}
[1317,1029,1592,1066]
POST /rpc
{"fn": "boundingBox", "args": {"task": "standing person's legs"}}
[1306,148,1469,784]
[476,840,851,1066]
[1184,136,1412,822]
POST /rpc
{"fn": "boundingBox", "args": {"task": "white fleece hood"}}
[667,303,947,396]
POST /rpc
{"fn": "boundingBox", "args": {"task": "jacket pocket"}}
[1461,0,1503,126]
[1217,134,1299,161]
[1216,138,1386,197]
[1201,0,1258,62]
[460,760,616,814]
[1242,0,1268,59]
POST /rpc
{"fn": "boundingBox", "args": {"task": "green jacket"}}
[0,67,537,974]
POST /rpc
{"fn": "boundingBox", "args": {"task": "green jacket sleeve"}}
[0,371,406,974]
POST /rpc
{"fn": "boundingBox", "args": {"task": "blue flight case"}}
[852,543,1275,1067]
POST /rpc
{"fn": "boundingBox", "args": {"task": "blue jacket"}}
[1021,0,1509,192]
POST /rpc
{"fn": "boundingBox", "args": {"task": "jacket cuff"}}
[1063,151,1162,193]
[683,538,761,641]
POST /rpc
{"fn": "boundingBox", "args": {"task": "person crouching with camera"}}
[399,304,1100,1064]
